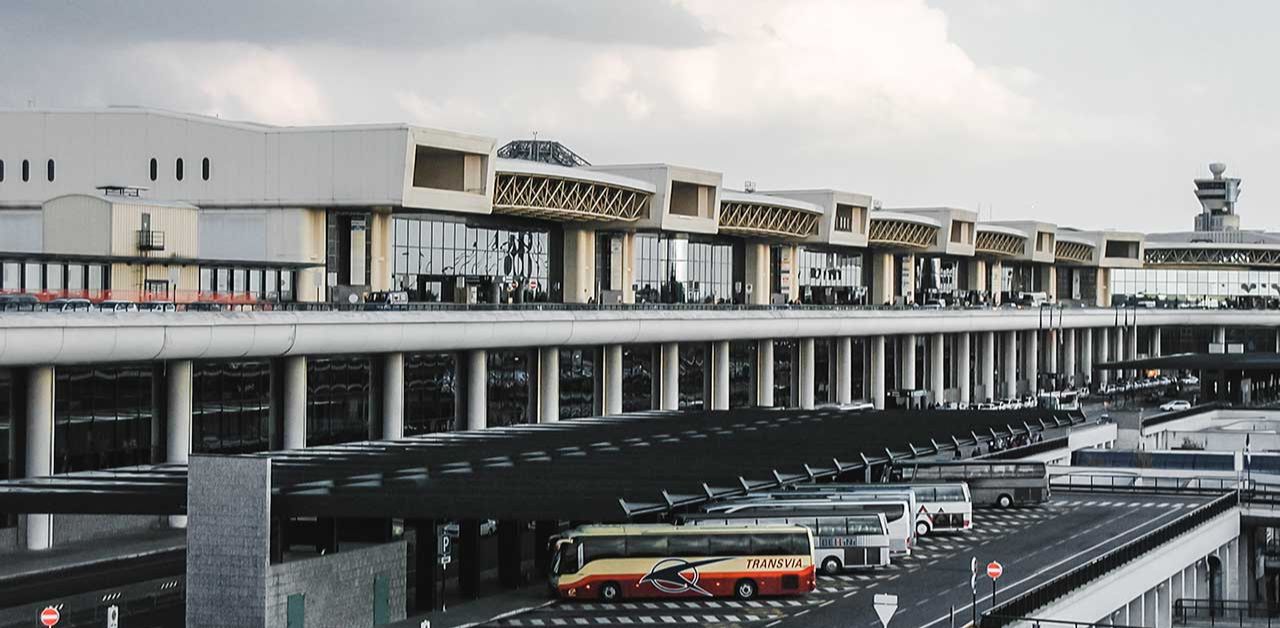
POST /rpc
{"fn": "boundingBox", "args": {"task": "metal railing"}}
[1142,403,1228,429]
[980,491,1241,627]
[1173,599,1280,626]
[979,436,1069,460]
[982,618,1140,628]
[1049,473,1249,495]
[136,229,166,250]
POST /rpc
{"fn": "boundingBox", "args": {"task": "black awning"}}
[1100,352,1280,372]
[0,407,1079,522]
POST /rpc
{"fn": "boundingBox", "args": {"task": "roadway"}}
[482,491,1211,628]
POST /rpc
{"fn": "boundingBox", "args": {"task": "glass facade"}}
[678,344,706,410]
[198,267,296,303]
[633,234,733,304]
[560,349,596,420]
[192,360,271,454]
[797,249,865,305]
[488,351,529,427]
[392,216,551,302]
[1112,268,1280,305]
[306,357,370,446]
[729,342,753,408]
[405,353,455,435]
[775,340,794,407]
[2,258,110,297]
[621,345,653,413]
[55,365,155,473]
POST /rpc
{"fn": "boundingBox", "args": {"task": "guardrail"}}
[1173,598,1279,626]
[980,491,1241,628]
[1142,403,1227,429]
[981,619,1140,628]
[979,437,1069,460]
[1049,473,1248,495]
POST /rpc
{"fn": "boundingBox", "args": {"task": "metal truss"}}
[1145,246,1280,267]
[974,231,1024,257]
[497,140,591,167]
[1055,240,1094,264]
[492,172,649,222]
[717,202,820,239]
[867,217,937,249]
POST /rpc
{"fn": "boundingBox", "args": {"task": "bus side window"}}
[788,533,810,556]
[750,534,791,556]
[627,535,668,558]
[670,534,711,557]
[816,518,845,537]
[584,536,626,563]
[708,534,746,556]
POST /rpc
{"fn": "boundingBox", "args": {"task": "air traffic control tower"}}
[1194,162,1242,232]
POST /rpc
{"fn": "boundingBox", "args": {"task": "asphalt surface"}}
[483,491,1211,628]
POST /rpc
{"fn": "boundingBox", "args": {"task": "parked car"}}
[98,299,140,312]
[48,298,93,312]
[1159,400,1192,412]
[0,294,41,311]
[140,302,178,312]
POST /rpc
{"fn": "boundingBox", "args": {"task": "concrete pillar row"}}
[929,333,945,405]
[1024,330,1039,395]
[798,338,816,410]
[756,340,775,407]
[870,335,886,410]
[538,346,559,422]
[711,340,730,411]
[956,332,971,404]
[1097,328,1111,387]
[835,337,853,405]
[25,366,55,551]
[659,342,680,411]
[282,356,308,449]
[1002,330,1018,399]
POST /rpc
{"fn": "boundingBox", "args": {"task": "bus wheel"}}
[997,494,1014,509]
[599,582,622,602]
[821,557,843,575]
[734,579,758,600]
[915,520,931,537]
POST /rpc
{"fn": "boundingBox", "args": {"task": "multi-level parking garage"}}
[4,109,1280,626]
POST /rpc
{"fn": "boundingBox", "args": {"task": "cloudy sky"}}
[3,0,1277,232]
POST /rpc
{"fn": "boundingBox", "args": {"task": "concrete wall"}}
[265,541,406,628]
[187,455,271,628]
[0,209,42,253]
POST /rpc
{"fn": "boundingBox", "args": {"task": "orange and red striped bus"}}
[549,523,815,602]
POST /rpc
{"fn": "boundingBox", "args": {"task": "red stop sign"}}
[40,606,60,627]
[987,561,1004,579]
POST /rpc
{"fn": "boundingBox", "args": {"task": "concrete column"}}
[870,335,886,410]
[659,342,679,410]
[1044,329,1058,388]
[980,331,995,403]
[711,340,730,410]
[900,253,916,305]
[900,334,917,391]
[1002,330,1018,399]
[381,353,404,438]
[1081,328,1094,388]
[1213,326,1227,346]
[965,259,987,294]
[744,242,771,305]
[929,333,945,405]
[603,344,623,415]
[956,332,971,404]
[25,366,54,551]
[1097,328,1111,386]
[1063,329,1077,387]
[538,347,559,422]
[282,356,307,449]
[834,337,853,405]
[1024,330,1039,395]
[166,360,193,463]
[466,349,487,430]
[756,340,775,407]
[1039,264,1057,302]
[1151,327,1163,359]
[798,338,816,410]
[562,226,596,304]
[870,252,895,306]
[1127,324,1140,379]
[990,260,1004,305]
